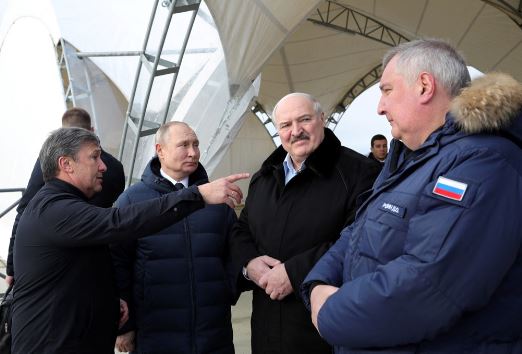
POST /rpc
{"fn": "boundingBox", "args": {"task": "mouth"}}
[291,137,309,144]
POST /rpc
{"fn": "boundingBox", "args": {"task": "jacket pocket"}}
[359,218,408,265]
[404,180,470,263]
[357,191,418,265]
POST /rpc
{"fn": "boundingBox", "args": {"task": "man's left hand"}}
[259,263,293,300]
[119,299,129,329]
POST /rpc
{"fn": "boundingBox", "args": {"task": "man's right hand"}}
[310,284,338,331]
[115,330,135,353]
[5,275,13,286]
[246,255,281,288]
[198,173,249,208]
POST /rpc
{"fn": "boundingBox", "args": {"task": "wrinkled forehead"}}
[166,124,198,143]
[274,96,316,122]
[79,141,102,155]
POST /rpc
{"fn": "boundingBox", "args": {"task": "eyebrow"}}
[177,138,199,144]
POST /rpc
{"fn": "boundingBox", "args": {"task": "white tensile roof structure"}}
[0,0,521,259]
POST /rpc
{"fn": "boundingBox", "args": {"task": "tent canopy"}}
[207,0,522,123]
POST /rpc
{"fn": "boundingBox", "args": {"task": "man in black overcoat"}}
[229,93,380,354]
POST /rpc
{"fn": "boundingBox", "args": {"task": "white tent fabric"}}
[206,0,322,91]
[0,0,66,260]
[207,0,522,119]
[49,0,261,177]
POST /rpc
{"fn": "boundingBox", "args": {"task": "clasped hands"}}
[246,255,293,301]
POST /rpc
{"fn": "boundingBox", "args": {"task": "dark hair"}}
[39,127,100,181]
[62,108,92,130]
[371,134,387,147]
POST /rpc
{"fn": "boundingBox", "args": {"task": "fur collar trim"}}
[451,72,522,134]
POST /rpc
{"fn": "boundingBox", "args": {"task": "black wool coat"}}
[12,178,205,353]
[229,128,380,354]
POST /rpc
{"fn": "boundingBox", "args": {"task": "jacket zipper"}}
[184,218,198,354]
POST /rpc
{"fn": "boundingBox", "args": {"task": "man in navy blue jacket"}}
[111,122,238,354]
[302,39,522,353]
[12,127,248,354]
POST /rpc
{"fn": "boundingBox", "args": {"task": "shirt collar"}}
[160,169,189,188]
[283,154,306,184]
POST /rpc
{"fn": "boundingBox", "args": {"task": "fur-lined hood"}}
[451,73,522,137]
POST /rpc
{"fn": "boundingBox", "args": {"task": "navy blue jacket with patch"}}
[302,73,522,353]
[111,157,237,354]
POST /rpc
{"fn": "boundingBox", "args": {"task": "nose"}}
[99,159,107,173]
[377,95,385,116]
[291,121,302,136]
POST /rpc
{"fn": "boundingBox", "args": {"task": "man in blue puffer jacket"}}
[111,122,238,354]
[301,39,522,353]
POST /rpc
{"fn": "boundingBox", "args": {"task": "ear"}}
[319,112,325,124]
[58,156,73,173]
[155,143,163,159]
[418,72,435,104]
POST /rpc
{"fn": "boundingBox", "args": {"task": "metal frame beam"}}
[0,188,25,219]
[308,1,410,47]
[308,1,410,131]
[325,64,383,130]
[482,0,522,29]
[251,101,280,145]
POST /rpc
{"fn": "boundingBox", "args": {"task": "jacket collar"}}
[142,156,209,192]
[260,128,342,178]
[46,178,89,201]
[451,72,522,147]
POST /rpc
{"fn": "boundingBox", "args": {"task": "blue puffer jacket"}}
[302,73,522,353]
[111,157,237,354]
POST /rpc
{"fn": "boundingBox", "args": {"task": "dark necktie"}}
[174,183,184,191]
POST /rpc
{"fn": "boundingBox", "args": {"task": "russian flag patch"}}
[432,176,467,201]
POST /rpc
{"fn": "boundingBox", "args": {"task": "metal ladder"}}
[118,0,202,186]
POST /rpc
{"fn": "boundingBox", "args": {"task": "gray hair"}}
[382,39,470,97]
[39,127,100,181]
[272,92,323,123]
[155,121,191,145]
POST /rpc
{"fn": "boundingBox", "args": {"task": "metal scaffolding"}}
[118,0,202,186]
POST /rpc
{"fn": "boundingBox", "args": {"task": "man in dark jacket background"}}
[229,93,380,354]
[12,127,248,353]
[367,134,388,167]
[302,39,522,353]
[5,107,125,285]
[111,121,237,354]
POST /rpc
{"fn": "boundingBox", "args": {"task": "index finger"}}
[225,172,250,183]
